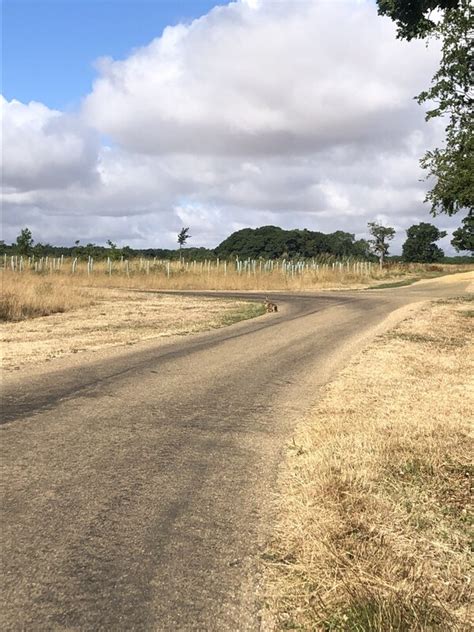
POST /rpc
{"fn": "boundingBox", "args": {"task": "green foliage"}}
[177,227,191,249]
[441,255,473,263]
[216,226,285,258]
[215,226,371,260]
[106,239,122,261]
[402,222,447,262]
[379,0,473,217]
[451,212,474,252]
[377,0,461,39]
[367,222,396,267]
[417,0,474,216]
[2,224,473,263]
[15,228,34,255]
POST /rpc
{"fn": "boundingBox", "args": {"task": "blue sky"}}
[3,0,230,110]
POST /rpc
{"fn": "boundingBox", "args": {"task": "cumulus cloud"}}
[2,0,461,252]
[1,97,100,193]
[83,0,438,156]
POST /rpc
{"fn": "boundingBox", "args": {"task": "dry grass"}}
[264,297,473,631]
[0,273,265,371]
[3,259,472,300]
[0,272,96,321]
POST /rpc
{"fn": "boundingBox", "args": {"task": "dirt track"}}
[1,274,472,630]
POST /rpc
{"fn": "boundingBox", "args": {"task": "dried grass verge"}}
[2,264,472,300]
[264,297,473,631]
[0,273,95,321]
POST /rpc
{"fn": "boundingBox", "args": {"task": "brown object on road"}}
[264,297,278,312]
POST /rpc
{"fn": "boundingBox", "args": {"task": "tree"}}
[72,239,82,258]
[377,1,461,40]
[402,222,447,262]
[106,239,122,261]
[16,227,34,255]
[451,212,474,252]
[325,231,356,258]
[368,222,396,269]
[215,226,372,260]
[177,227,191,251]
[377,0,473,217]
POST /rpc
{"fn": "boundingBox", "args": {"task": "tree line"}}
[0,230,215,262]
[3,221,472,265]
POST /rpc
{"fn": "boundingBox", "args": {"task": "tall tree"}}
[16,227,34,255]
[451,212,474,252]
[368,222,396,269]
[177,227,191,250]
[177,227,191,264]
[106,239,122,261]
[377,0,473,217]
[402,222,447,262]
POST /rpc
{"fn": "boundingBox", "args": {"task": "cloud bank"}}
[1,0,459,253]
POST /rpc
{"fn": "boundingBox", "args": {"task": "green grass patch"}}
[368,268,466,290]
[219,301,266,326]
[368,277,421,289]
[321,596,449,632]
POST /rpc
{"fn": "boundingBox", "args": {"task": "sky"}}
[2,0,230,109]
[1,0,463,254]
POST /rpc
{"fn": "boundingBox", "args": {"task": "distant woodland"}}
[1,225,471,263]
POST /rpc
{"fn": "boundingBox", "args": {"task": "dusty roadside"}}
[0,289,263,373]
[263,296,473,631]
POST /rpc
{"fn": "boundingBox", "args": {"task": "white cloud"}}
[2,0,462,253]
[83,0,438,156]
[1,97,99,193]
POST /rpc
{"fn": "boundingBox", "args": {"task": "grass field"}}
[264,297,473,631]
[2,260,472,321]
[1,273,94,321]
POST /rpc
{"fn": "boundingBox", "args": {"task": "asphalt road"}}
[1,276,471,631]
